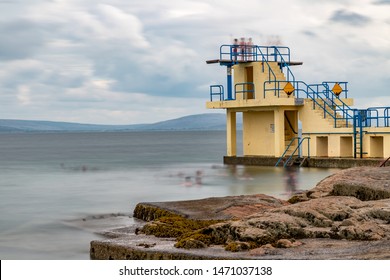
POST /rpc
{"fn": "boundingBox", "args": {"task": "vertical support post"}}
[226,110,237,156]
[274,109,285,157]
[226,66,233,100]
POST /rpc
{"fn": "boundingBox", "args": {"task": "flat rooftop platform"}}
[206,59,303,66]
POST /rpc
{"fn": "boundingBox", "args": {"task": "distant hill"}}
[0,113,241,132]
[143,114,228,131]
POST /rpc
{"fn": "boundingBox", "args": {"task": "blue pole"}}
[226,66,233,100]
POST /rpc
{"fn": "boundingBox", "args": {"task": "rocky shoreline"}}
[90,166,390,259]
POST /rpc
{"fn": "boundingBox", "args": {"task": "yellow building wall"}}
[233,62,287,101]
[243,111,275,156]
[299,98,356,158]
[360,128,390,158]
[369,136,384,158]
[340,136,353,157]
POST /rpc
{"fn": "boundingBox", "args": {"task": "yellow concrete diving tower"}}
[206,42,390,167]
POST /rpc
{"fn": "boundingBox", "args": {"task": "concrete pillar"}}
[226,110,237,156]
[274,108,285,157]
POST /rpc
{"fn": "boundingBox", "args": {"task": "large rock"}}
[133,194,288,221]
[206,196,390,248]
[290,166,390,203]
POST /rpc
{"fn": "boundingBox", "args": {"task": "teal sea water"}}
[0,131,338,259]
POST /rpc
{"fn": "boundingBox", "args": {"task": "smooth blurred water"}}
[0,131,339,259]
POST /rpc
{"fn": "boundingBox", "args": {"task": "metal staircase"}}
[275,137,310,167]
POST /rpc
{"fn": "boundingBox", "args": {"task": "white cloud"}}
[16,85,32,105]
[0,0,389,124]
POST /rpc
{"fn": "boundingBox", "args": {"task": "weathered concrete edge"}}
[224,156,383,168]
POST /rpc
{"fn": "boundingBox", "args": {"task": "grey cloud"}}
[330,10,372,27]
[44,73,85,89]
[92,53,202,98]
[0,20,46,60]
[0,59,87,92]
[373,0,390,4]
[301,31,317,37]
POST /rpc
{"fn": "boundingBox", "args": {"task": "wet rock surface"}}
[290,166,390,202]
[90,166,390,259]
[133,194,288,221]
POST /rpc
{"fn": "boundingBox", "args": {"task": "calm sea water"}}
[0,131,338,259]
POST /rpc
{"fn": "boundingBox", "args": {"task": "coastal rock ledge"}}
[90,166,390,259]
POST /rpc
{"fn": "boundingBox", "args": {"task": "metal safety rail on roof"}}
[355,107,390,127]
[219,45,296,82]
[219,45,291,64]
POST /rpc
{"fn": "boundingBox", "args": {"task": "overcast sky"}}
[0,0,389,124]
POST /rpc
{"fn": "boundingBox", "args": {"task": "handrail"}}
[209,85,224,101]
[273,47,295,82]
[380,156,390,167]
[258,46,291,63]
[353,109,364,158]
[322,81,348,99]
[263,79,353,128]
[275,137,300,167]
[235,82,255,100]
[219,45,295,98]
[349,107,390,128]
[366,107,390,127]
[282,137,311,167]
[254,46,277,88]
[219,45,290,89]
[308,85,353,127]
[284,112,298,135]
[275,137,310,167]
[321,82,353,125]
[311,82,354,127]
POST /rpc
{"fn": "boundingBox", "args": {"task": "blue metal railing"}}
[355,107,390,127]
[275,137,311,167]
[219,45,291,63]
[263,80,354,128]
[235,82,255,100]
[308,82,354,127]
[209,85,224,101]
[255,46,278,92]
[219,45,292,86]
[322,81,348,99]
[256,46,291,63]
[353,110,364,158]
[219,45,291,66]
[273,47,294,82]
